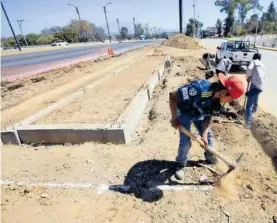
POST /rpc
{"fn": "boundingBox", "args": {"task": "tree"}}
[26,33,39,45]
[47,34,55,43]
[135,24,144,37]
[54,27,78,43]
[185,18,199,37]
[89,23,106,41]
[36,36,48,45]
[216,19,223,36]
[224,12,235,37]
[237,0,263,24]
[215,0,238,37]
[161,32,168,39]
[246,14,262,33]
[266,1,277,22]
[41,26,62,36]
[120,27,128,39]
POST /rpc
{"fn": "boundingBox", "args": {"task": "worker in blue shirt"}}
[169,73,244,180]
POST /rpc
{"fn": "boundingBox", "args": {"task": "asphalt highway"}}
[1,40,161,69]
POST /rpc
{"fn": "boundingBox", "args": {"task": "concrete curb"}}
[16,124,125,144]
[1,56,171,145]
[256,46,277,52]
[118,56,170,143]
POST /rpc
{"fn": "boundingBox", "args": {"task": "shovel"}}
[180,126,243,180]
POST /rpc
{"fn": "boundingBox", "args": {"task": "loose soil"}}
[35,56,164,124]
[1,45,157,128]
[2,45,277,223]
[162,34,202,50]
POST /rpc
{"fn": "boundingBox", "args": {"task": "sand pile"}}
[162,34,201,50]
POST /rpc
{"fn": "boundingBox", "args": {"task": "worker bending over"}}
[169,73,244,180]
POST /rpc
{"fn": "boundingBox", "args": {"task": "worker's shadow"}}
[109,159,211,203]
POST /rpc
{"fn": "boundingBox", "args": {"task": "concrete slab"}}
[17,124,125,144]
[1,130,21,145]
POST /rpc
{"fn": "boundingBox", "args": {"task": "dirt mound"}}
[162,34,201,50]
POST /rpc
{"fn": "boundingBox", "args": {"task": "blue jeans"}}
[176,115,214,165]
[245,84,262,125]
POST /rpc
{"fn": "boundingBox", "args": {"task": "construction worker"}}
[201,53,216,70]
[169,73,244,180]
[244,52,266,128]
[216,58,233,75]
[205,57,232,79]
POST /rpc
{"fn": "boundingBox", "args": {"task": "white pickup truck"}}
[216,40,258,67]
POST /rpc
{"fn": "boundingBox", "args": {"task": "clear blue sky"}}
[1,0,273,37]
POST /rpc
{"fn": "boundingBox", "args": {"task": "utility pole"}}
[133,17,136,37]
[17,20,28,46]
[68,3,84,41]
[179,0,183,33]
[116,18,121,36]
[1,1,21,51]
[146,23,149,35]
[103,2,112,43]
[193,0,196,38]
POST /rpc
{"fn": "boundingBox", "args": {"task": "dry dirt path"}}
[1,46,277,223]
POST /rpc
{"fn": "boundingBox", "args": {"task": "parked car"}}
[216,40,258,67]
[51,40,68,46]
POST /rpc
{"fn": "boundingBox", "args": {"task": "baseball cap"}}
[218,73,244,99]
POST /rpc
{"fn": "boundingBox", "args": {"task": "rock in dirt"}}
[260,202,266,210]
[162,34,201,50]
[40,193,49,199]
[246,184,254,191]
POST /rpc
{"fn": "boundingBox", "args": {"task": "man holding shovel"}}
[169,74,244,180]
[244,53,266,129]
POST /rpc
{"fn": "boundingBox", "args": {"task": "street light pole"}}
[116,18,121,36]
[103,2,112,43]
[133,17,136,37]
[17,20,28,46]
[68,3,83,41]
[1,1,21,51]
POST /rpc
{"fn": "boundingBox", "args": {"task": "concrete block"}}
[1,130,21,145]
[17,124,125,144]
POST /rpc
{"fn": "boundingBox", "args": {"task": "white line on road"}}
[1,179,213,194]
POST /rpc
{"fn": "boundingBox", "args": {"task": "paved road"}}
[1,40,160,69]
[201,39,277,116]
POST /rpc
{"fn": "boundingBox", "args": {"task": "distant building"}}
[206,27,218,37]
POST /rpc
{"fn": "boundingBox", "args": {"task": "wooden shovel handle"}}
[180,126,236,168]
